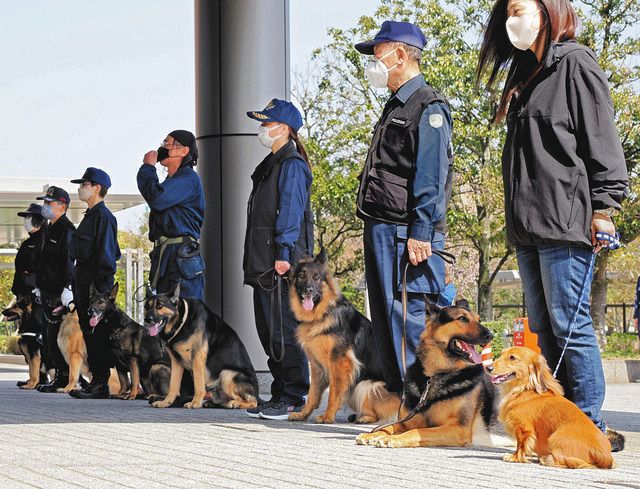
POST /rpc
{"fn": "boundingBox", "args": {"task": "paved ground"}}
[0,363,638,489]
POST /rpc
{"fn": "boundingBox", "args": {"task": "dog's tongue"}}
[460,341,482,364]
[302,297,314,311]
[89,315,101,328]
[148,323,161,337]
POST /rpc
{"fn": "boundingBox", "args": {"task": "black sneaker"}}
[245,398,274,418]
[68,377,109,399]
[258,400,303,420]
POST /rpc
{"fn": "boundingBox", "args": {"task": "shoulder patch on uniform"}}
[429,113,444,128]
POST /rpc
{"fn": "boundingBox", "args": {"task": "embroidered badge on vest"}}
[429,113,444,128]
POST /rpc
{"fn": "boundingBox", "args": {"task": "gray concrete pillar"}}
[195,0,290,370]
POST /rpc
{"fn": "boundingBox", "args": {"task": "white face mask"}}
[23,216,36,233]
[78,185,94,203]
[365,48,399,88]
[506,10,541,51]
[258,124,283,148]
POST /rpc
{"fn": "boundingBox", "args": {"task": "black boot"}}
[68,375,109,399]
[36,370,69,393]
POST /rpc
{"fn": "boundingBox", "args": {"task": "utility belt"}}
[150,236,203,290]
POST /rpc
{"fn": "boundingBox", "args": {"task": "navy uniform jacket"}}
[275,156,312,263]
[12,228,46,297]
[137,164,205,279]
[137,164,205,242]
[69,201,121,293]
[36,214,75,297]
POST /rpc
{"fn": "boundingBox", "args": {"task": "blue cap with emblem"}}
[246,99,303,132]
[70,167,112,189]
[36,186,71,205]
[355,21,427,55]
[17,203,43,217]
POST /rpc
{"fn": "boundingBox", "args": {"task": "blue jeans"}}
[517,245,605,431]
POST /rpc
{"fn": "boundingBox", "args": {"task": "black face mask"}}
[157,146,170,162]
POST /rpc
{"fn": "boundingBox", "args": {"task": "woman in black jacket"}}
[478,0,628,445]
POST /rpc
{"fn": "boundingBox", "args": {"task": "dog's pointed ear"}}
[145,284,154,300]
[170,283,181,304]
[315,246,328,265]
[455,298,470,311]
[109,282,119,302]
[529,355,564,396]
[424,298,442,318]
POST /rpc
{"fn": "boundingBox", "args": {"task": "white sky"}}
[1,0,374,229]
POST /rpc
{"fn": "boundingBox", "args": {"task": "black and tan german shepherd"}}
[88,282,168,400]
[288,248,401,424]
[356,300,496,447]
[143,283,259,409]
[2,296,50,389]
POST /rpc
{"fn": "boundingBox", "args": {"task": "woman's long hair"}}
[477,0,578,122]
[288,127,312,169]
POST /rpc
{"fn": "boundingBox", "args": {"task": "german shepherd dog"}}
[143,284,259,409]
[53,304,91,393]
[356,300,495,447]
[2,296,50,389]
[88,282,167,400]
[288,249,401,424]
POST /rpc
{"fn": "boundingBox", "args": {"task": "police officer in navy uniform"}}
[354,21,453,394]
[12,203,49,387]
[13,204,47,299]
[68,168,121,399]
[137,130,205,299]
[35,186,76,393]
[243,99,313,420]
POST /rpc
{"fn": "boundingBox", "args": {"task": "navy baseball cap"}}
[247,99,303,133]
[36,186,71,205]
[71,167,112,189]
[17,203,43,218]
[355,21,427,55]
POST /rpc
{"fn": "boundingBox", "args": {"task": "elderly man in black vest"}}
[354,21,454,394]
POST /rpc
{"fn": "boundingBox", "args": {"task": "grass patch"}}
[602,333,640,359]
[0,335,21,355]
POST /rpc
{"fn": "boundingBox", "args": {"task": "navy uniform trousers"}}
[364,218,445,394]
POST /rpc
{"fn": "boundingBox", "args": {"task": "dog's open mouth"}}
[448,338,484,364]
[89,313,103,328]
[2,312,19,322]
[490,372,516,385]
[301,294,315,312]
[52,305,66,316]
[146,318,166,337]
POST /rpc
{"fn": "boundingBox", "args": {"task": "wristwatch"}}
[594,207,619,218]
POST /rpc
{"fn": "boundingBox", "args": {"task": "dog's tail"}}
[606,427,625,453]
[542,449,613,470]
[348,380,401,424]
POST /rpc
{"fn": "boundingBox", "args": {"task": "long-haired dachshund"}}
[490,347,614,469]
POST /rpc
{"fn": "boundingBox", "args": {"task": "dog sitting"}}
[490,346,614,469]
[88,282,166,400]
[356,300,495,447]
[143,283,259,409]
[288,248,401,424]
[2,296,50,389]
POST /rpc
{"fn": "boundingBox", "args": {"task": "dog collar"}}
[166,299,189,344]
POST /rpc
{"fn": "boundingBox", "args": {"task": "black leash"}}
[372,379,431,433]
[401,249,456,373]
[258,269,286,364]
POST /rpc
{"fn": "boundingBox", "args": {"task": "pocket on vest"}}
[363,168,408,214]
[176,242,205,280]
[248,226,276,275]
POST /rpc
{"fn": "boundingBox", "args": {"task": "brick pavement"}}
[0,364,638,488]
